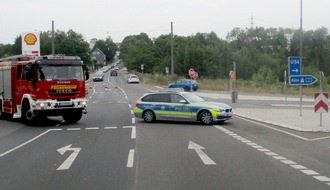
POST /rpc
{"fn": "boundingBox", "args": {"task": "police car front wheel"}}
[200,111,213,125]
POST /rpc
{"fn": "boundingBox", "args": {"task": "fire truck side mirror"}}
[83,65,89,80]
[24,63,33,81]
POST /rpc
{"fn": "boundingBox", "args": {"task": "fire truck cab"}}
[0,55,90,125]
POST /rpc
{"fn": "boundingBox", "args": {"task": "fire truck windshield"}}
[38,65,84,81]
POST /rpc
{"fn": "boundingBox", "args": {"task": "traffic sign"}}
[289,75,317,85]
[192,72,198,80]
[314,92,328,113]
[165,66,169,74]
[288,57,301,76]
[189,68,195,77]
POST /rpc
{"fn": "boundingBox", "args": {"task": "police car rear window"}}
[141,94,170,103]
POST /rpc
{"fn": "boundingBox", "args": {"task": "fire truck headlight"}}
[80,101,87,106]
[37,102,46,108]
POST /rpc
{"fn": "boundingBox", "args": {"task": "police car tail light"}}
[135,103,139,107]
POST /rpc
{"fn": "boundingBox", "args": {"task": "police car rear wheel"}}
[200,111,213,125]
[143,110,155,123]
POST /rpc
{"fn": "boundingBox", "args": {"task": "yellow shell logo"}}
[24,33,37,45]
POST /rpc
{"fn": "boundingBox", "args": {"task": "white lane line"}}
[313,176,330,182]
[258,148,270,152]
[67,128,81,131]
[86,127,99,130]
[127,149,135,167]
[264,152,278,156]
[132,118,135,124]
[273,156,286,160]
[301,170,320,175]
[0,129,62,157]
[104,127,117,129]
[144,88,154,92]
[130,110,134,115]
[123,126,136,139]
[290,165,307,170]
[128,104,132,108]
[280,160,297,165]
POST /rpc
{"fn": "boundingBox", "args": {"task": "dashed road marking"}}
[213,125,330,186]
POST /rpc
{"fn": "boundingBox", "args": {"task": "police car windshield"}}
[182,93,205,103]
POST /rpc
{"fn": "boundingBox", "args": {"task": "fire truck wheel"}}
[62,110,82,124]
[21,101,36,125]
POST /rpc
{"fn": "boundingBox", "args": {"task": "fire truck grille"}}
[48,90,79,97]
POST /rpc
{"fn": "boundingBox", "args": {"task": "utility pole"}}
[171,22,174,75]
[52,20,55,55]
[299,0,303,116]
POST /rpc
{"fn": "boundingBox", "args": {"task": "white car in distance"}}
[127,74,140,84]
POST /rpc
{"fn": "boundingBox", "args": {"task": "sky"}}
[1,0,330,44]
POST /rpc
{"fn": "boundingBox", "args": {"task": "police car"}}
[134,91,233,125]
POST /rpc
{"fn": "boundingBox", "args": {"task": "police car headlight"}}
[213,108,225,113]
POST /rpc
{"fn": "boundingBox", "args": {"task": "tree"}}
[93,37,118,63]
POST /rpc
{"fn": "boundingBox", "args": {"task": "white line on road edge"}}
[238,116,311,141]
[0,129,62,157]
[123,126,136,139]
[132,118,135,125]
[127,149,135,167]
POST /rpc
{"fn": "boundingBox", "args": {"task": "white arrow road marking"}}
[57,144,81,170]
[188,141,216,165]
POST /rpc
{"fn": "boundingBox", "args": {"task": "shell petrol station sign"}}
[21,32,40,56]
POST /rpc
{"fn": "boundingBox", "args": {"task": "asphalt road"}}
[0,68,329,190]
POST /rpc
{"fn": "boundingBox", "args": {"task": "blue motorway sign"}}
[288,57,301,76]
[289,75,317,85]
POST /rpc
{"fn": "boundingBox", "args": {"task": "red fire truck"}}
[0,55,90,125]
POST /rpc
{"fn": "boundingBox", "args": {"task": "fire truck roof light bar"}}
[40,55,81,61]
[0,54,81,62]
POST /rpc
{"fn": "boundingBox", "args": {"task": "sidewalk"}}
[196,91,330,132]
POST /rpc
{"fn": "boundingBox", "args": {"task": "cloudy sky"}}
[1,0,329,44]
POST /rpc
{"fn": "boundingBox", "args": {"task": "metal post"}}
[320,71,324,127]
[299,0,303,116]
[170,22,174,76]
[52,20,55,55]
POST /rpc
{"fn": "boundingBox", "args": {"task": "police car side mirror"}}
[179,100,187,104]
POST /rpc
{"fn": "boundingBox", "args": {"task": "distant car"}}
[134,91,233,125]
[168,79,198,91]
[127,74,140,83]
[114,66,119,70]
[93,72,104,82]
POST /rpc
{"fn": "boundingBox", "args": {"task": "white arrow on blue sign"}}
[289,75,318,85]
[288,57,301,76]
